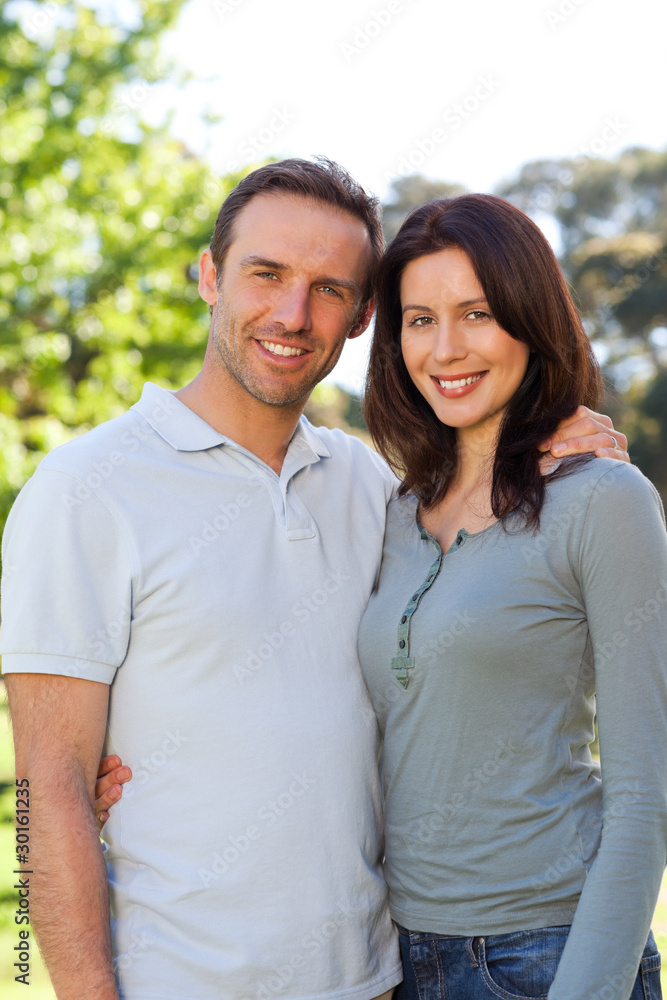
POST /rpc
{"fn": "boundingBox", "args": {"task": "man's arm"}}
[7,672,118,1000]
[540,405,629,461]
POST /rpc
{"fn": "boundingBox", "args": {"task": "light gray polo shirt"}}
[1,382,401,1000]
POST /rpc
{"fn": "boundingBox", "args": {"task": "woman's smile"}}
[431,370,488,396]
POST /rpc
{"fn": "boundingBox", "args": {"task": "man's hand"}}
[539,406,629,462]
[96,756,132,831]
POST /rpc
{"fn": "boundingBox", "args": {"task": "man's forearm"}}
[28,776,118,1000]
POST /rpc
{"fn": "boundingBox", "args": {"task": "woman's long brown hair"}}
[364,194,603,526]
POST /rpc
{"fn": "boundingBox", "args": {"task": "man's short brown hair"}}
[209,157,383,304]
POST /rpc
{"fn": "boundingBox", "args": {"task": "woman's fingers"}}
[95,764,132,830]
[97,754,121,778]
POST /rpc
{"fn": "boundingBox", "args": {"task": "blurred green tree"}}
[498,147,667,497]
[0,0,239,529]
[381,174,466,242]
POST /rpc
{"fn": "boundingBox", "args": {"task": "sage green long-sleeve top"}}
[358,459,667,1000]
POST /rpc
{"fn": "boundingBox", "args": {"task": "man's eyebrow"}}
[240,255,362,298]
[402,297,488,314]
[317,275,363,297]
[239,255,289,272]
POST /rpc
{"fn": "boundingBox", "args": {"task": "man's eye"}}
[257,271,278,280]
[319,285,340,296]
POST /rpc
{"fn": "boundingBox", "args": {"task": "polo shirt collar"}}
[132,381,331,464]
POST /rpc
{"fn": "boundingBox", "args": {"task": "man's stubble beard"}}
[210,298,349,408]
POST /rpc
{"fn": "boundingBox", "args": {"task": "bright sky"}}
[26,0,667,391]
[141,0,667,391]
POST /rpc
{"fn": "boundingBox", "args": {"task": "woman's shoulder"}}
[547,458,665,537]
[548,456,660,504]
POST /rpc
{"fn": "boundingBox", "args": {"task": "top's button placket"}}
[391,529,444,690]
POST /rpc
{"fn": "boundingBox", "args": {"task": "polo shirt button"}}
[401,615,407,624]
[399,640,406,649]
[411,593,418,602]
[456,535,463,545]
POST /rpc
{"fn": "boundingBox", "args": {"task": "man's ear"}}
[199,249,219,307]
[348,296,375,340]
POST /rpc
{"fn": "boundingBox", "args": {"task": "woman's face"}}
[400,247,531,438]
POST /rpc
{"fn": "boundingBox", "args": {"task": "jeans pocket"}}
[639,946,662,1000]
[478,926,570,1000]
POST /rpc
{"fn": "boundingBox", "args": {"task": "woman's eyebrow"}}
[402,297,488,314]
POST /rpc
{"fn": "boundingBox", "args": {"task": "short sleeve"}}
[0,467,135,684]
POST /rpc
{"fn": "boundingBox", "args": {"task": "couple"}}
[3,157,666,1000]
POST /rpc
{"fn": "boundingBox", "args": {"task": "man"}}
[1,157,627,1000]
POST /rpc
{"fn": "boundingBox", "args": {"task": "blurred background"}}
[1,0,666,993]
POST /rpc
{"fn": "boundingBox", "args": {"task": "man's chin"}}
[245,380,316,409]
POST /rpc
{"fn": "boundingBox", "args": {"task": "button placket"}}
[391,525,444,690]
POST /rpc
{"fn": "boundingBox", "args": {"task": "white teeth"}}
[438,373,484,389]
[260,340,306,357]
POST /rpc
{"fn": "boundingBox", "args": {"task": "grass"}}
[0,684,666,996]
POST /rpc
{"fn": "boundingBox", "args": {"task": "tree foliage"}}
[0,0,240,525]
[498,148,667,370]
[498,147,667,497]
[381,174,466,242]
[1,2,665,530]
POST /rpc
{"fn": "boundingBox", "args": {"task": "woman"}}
[359,193,667,999]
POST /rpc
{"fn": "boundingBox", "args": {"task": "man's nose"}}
[270,284,312,333]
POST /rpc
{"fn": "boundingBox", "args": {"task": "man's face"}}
[199,193,374,407]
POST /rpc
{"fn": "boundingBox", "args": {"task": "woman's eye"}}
[467,309,490,321]
[409,315,434,327]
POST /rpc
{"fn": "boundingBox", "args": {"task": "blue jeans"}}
[394,924,662,1000]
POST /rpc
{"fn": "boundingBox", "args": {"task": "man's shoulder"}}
[38,406,146,480]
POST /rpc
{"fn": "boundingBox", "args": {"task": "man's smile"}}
[258,339,308,358]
